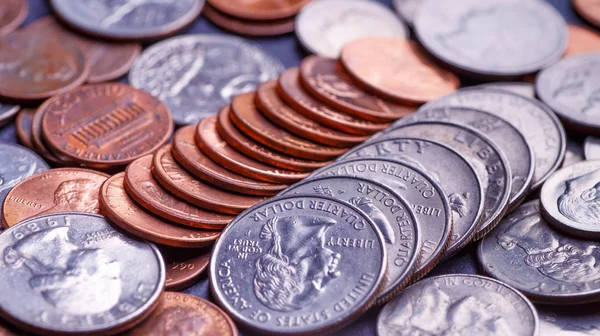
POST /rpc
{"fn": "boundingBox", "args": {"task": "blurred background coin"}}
[584,136,600,160]
[0,0,28,36]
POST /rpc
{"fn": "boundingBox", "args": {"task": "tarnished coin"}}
[414,0,567,78]
[207,0,309,20]
[573,0,600,29]
[50,0,203,41]
[129,34,283,125]
[0,104,20,128]
[584,136,600,160]
[281,176,420,304]
[562,138,585,168]
[210,194,386,334]
[30,105,65,166]
[0,143,47,213]
[377,274,538,336]
[0,213,165,335]
[15,108,34,150]
[161,247,210,292]
[425,88,567,190]
[393,0,421,26]
[203,3,295,37]
[537,304,600,335]
[0,0,28,36]
[479,200,600,304]
[2,168,106,228]
[296,0,408,58]
[565,24,600,57]
[477,82,535,98]
[311,158,452,279]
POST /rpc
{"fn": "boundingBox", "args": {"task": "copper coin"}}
[16,108,34,150]
[573,0,600,28]
[216,105,327,172]
[564,24,600,57]
[277,68,386,135]
[100,173,220,248]
[40,83,173,170]
[161,246,211,292]
[203,3,295,37]
[2,168,108,227]
[341,38,460,105]
[30,105,67,166]
[230,92,346,160]
[125,155,233,230]
[207,0,310,20]
[0,0,28,36]
[173,125,284,196]
[256,79,367,147]
[152,145,266,215]
[125,292,238,336]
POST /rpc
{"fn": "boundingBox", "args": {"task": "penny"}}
[203,3,295,37]
[585,136,600,160]
[129,34,283,125]
[574,0,600,29]
[30,105,65,166]
[415,0,567,78]
[537,304,600,335]
[425,88,567,190]
[15,108,34,150]
[311,158,452,280]
[230,92,346,161]
[477,82,535,98]
[207,0,309,21]
[0,213,165,335]
[296,0,408,58]
[479,200,600,304]
[160,246,211,291]
[393,0,421,26]
[196,116,306,184]
[377,274,538,336]
[299,55,413,122]
[282,176,420,304]
[124,155,233,230]
[0,0,28,36]
[2,168,107,227]
[341,38,460,105]
[50,0,204,41]
[40,83,173,170]
[125,292,238,336]
[565,24,600,57]
[152,145,266,215]
[563,138,585,168]
[0,143,48,212]
[210,194,386,334]
[0,104,20,128]
[216,106,327,172]
[342,137,483,260]
[173,125,285,196]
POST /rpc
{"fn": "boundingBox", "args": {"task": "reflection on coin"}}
[584,136,600,160]
[377,274,538,336]
[15,108,34,150]
[203,3,295,37]
[573,0,600,29]
[208,0,309,20]
[477,82,535,98]
[479,200,600,304]
[210,194,386,334]
[0,213,165,335]
[129,34,283,125]
[160,247,210,292]
[565,24,600,57]
[538,304,600,335]
[393,0,422,26]
[0,104,20,128]
[0,0,28,36]
[562,138,585,168]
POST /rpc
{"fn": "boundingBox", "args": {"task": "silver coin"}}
[425,87,567,190]
[562,138,585,168]
[538,304,600,335]
[341,137,483,260]
[310,158,452,280]
[414,0,567,78]
[129,34,283,125]
[478,82,535,98]
[0,213,164,334]
[584,136,600,160]
[0,104,20,128]
[479,200,600,304]
[393,0,422,26]
[540,160,600,239]
[295,0,409,58]
[209,194,386,334]
[50,0,203,40]
[377,274,539,336]
[281,176,420,304]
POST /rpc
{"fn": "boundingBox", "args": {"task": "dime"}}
[414,0,567,78]
[40,83,173,170]
[537,304,600,335]
[100,173,221,248]
[311,158,452,279]
[207,0,309,20]
[340,38,460,105]
[584,136,600,160]
[125,292,238,336]
[129,34,283,125]
[0,143,48,212]
[0,213,165,335]
[573,0,600,29]
[296,0,408,58]
[377,274,538,336]
[565,24,600,57]
[281,176,420,304]
[0,0,28,36]
[203,3,295,37]
[15,108,34,150]
[562,138,585,168]
[161,247,211,292]
[477,82,535,98]
[50,0,204,41]
[393,0,421,26]
[0,104,20,128]
[210,194,386,334]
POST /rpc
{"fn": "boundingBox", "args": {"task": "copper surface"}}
[573,0,600,28]
[30,105,67,165]
[564,24,600,56]
[0,0,28,36]
[16,108,35,150]
[203,4,295,37]
[207,0,310,20]
[161,246,211,292]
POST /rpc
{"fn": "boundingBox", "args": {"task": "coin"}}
[565,24,600,57]
[210,194,386,334]
[414,0,567,78]
[129,34,283,125]
[0,143,47,211]
[15,108,34,150]
[124,155,233,230]
[342,137,483,260]
[0,104,20,128]
[296,0,408,58]
[393,0,421,26]
[50,0,204,41]
[340,38,460,105]
[537,304,600,335]
[203,3,295,37]
[573,0,600,29]
[282,176,420,304]
[0,213,165,335]
[161,247,210,291]
[30,105,65,166]
[584,136,600,160]
[479,200,600,304]
[311,158,452,279]
[425,87,567,190]
[196,116,307,184]
[40,83,173,170]
[377,274,539,336]
[0,0,28,36]
[125,292,238,336]
[477,82,535,98]
[207,0,309,20]
[563,138,585,168]
[299,55,412,123]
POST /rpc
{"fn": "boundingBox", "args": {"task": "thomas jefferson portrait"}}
[39,178,101,216]
[557,168,600,225]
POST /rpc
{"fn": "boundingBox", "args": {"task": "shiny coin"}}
[130,34,283,125]
[0,104,20,128]
[537,304,600,335]
[477,82,535,98]
[161,247,210,292]
[377,274,538,336]
[393,0,421,26]
[203,3,295,37]
[573,0,600,29]
[0,213,165,335]
[15,108,34,150]
[210,194,386,334]
[565,24,600,57]
[207,0,309,20]
[0,0,28,36]
[562,138,585,168]
[584,136,600,160]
